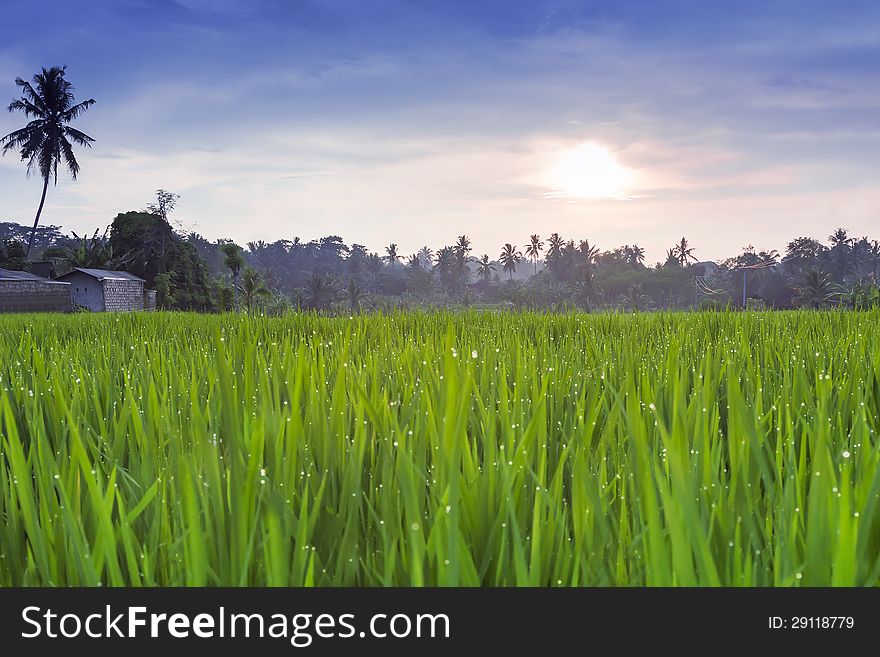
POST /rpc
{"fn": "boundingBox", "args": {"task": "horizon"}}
[3,1,880,263]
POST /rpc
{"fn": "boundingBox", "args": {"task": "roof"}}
[59,267,145,282]
[0,268,69,284]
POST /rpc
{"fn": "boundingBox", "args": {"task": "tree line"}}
[2,207,879,312]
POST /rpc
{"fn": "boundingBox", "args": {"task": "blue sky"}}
[2,0,880,262]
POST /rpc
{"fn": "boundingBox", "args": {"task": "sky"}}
[2,0,880,263]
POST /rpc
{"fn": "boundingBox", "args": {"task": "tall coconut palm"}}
[499,243,521,280]
[220,242,245,311]
[417,245,433,269]
[1,66,96,258]
[384,243,400,269]
[630,244,646,265]
[673,237,697,267]
[547,233,564,261]
[406,253,421,269]
[525,234,544,275]
[475,254,496,281]
[578,239,599,264]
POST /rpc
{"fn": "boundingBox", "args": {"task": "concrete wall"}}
[66,271,106,311]
[0,280,72,313]
[103,279,144,311]
[144,289,157,311]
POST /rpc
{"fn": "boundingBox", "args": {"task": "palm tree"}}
[305,272,336,309]
[793,269,838,308]
[673,237,697,267]
[384,243,400,269]
[547,233,564,261]
[220,243,245,311]
[664,248,679,268]
[239,266,270,313]
[454,235,472,261]
[417,245,433,269]
[630,244,646,265]
[621,282,650,312]
[1,66,96,259]
[569,271,600,310]
[343,278,365,311]
[475,254,496,282]
[578,239,599,264]
[499,244,521,280]
[406,253,421,269]
[525,234,544,275]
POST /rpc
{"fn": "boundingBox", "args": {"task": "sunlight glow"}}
[550,142,634,199]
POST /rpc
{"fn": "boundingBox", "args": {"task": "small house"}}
[57,267,150,312]
[0,268,72,313]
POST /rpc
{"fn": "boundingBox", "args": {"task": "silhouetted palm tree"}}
[475,254,496,281]
[1,66,95,258]
[406,253,421,269]
[239,266,270,313]
[417,245,433,269]
[673,237,697,267]
[525,234,544,275]
[630,244,646,265]
[305,272,336,309]
[499,244,521,280]
[547,233,564,261]
[578,239,599,263]
[384,243,400,269]
[220,243,245,311]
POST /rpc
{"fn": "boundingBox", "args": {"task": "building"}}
[57,268,154,312]
[0,268,72,313]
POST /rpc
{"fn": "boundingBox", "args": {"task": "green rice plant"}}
[0,309,878,586]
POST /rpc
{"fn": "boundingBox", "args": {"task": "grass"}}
[0,309,878,586]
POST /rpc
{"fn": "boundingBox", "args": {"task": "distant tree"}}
[344,278,365,311]
[794,269,838,308]
[0,239,27,270]
[305,272,336,309]
[673,237,697,267]
[475,254,496,282]
[220,242,245,311]
[499,243,521,280]
[417,246,433,270]
[454,235,472,278]
[663,248,680,268]
[384,243,400,270]
[525,234,544,275]
[62,228,131,269]
[146,190,180,224]
[621,282,650,312]
[239,266,270,312]
[1,66,95,258]
[629,244,646,265]
[569,271,600,310]
[578,239,600,266]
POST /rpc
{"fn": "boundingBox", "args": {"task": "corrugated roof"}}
[0,268,69,284]
[59,267,145,282]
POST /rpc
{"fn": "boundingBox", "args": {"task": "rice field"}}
[0,310,878,586]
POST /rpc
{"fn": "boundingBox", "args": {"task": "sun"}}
[550,142,634,199]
